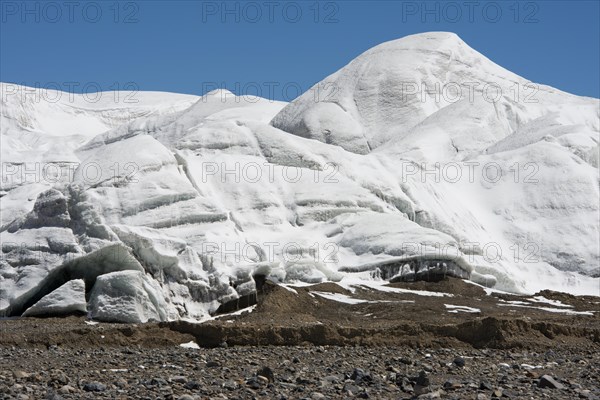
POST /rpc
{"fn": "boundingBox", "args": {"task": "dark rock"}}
[184,381,201,390]
[150,378,168,386]
[296,376,311,385]
[415,371,430,387]
[246,377,261,390]
[351,368,372,384]
[453,356,465,368]
[480,381,493,391]
[414,371,431,395]
[82,382,106,392]
[538,375,565,390]
[398,376,413,393]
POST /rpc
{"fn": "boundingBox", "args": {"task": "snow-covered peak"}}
[271,32,598,156]
[361,31,478,58]
[204,88,236,97]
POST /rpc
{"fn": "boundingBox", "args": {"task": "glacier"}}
[1,32,598,323]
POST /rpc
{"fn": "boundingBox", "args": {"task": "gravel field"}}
[1,278,598,399]
[1,342,599,399]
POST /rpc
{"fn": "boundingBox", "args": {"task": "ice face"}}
[22,279,87,317]
[88,270,171,323]
[1,32,598,322]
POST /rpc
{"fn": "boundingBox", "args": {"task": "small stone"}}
[323,374,343,384]
[246,377,261,390]
[178,396,195,400]
[205,361,220,368]
[526,370,540,379]
[150,378,168,386]
[49,369,69,385]
[422,363,434,372]
[46,391,65,400]
[311,393,326,399]
[538,375,565,390]
[576,389,591,398]
[257,375,269,385]
[351,368,372,384]
[416,371,430,387]
[115,378,128,388]
[417,389,444,399]
[399,377,413,393]
[13,371,30,380]
[480,381,493,391]
[476,394,489,400]
[443,379,462,390]
[343,382,360,395]
[170,375,187,383]
[492,389,503,398]
[184,381,201,390]
[59,385,76,394]
[453,357,465,368]
[257,366,275,383]
[414,371,431,396]
[83,382,106,392]
[221,380,239,391]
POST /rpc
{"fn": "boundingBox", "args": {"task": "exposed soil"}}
[1,278,598,399]
[168,279,599,349]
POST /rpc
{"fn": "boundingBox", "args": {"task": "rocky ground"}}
[1,278,598,399]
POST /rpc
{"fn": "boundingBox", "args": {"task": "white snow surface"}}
[312,292,371,304]
[179,341,200,349]
[444,304,481,313]
[1,32,599,322]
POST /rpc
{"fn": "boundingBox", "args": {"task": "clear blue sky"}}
[1,1,599,100]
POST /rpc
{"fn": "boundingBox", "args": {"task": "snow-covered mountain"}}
[1,32,598,323]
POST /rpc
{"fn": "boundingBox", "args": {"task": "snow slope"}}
[1,32,598,322]
[1,83,198,190]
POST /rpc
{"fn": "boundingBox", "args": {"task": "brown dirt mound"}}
[2,278,598,351]
[165,278,600,350]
